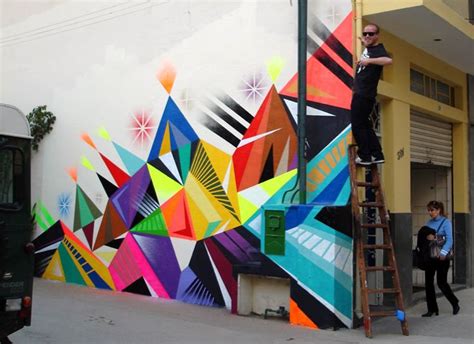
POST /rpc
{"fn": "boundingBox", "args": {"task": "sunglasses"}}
[362,32,377,37]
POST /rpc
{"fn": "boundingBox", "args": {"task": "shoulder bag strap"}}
[436,218,446,233]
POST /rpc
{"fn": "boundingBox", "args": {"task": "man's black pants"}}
[424,259,459,312]
[350,93,383,161]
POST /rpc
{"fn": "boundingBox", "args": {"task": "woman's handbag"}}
[429,236,453,260]
[428,218,453,259]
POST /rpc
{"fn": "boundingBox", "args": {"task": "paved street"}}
[9,278,474,344]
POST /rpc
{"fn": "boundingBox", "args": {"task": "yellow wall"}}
[381,99,411,212]
[357,23,469,213]
[363,0,473,38]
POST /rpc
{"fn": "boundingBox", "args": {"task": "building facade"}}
[358,0,473,304]
[0,0,472,332]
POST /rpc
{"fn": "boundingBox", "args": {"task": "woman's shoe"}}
[421,311,439,317]
[453,304,460,315]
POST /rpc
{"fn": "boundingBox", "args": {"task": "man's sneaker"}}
[371,156,385,164]
[355,156,372,166]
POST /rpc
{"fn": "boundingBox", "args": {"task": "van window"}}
[0,148,25,209]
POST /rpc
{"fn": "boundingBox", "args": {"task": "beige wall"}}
[442,0,470,18]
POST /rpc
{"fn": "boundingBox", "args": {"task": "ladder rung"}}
[365,266,396,272]
[363,244,392,249]
[367,288,400,294]
[359,202,384,208]
[356,181,379,188]
[360,223,388,229]
[369,310,397,317]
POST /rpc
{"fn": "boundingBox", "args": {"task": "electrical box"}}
[264,210,285,255]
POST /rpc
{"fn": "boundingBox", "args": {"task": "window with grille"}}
[410,68,456,107]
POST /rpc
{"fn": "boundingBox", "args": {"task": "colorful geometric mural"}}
[34,8,354,330]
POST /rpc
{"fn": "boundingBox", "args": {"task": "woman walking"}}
[422,200,460,317]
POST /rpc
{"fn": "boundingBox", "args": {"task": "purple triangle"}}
[111,165,150,228]
[169,123,192,148]
[131,233,181,298]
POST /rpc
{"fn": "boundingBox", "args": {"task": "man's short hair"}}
[366,23,380,34]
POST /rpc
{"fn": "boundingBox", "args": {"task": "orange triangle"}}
[161,189,195,240]
[289,299,319,329]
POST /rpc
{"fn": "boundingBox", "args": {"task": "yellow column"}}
[453,122,469,213]
[353,0,363,59]
[381,99,411,213]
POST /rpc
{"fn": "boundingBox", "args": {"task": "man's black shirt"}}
[353,43,389,98]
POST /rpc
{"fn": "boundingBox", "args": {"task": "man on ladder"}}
[351,23,392,166]
[349,23,408,338]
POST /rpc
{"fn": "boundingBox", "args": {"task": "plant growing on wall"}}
[27,105,56,151]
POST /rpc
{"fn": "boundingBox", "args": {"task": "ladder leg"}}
[358,240,372,338]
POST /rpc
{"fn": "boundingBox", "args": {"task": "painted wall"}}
[1,0,354,329]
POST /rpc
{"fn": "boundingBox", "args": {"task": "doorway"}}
[411,163,453,287]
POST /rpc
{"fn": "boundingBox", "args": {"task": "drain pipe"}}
[297,0,307,204]
[353,0,363,59]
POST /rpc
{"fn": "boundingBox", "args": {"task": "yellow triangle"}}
[200,141,231,182]
[186,172,241,238]
[159,123,172,156]
[238,193,259,224]
[94,247,117,266]
[185,174,220,240]
[43,250,66,282]
[266,56,285,83]
[223,161,240,222]
[260,169,297,196]
[197,143,241,223]
[148,163,183,204]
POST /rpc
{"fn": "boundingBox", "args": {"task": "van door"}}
[0,136,34,338]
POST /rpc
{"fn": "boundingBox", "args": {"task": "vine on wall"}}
[27,105,56,151]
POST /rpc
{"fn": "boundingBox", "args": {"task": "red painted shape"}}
[204,238,236,310]
[61,221,93,253]
[99,153,130,187]
[280,12,354,110]
[332,13,353,55]
[233,85,297,190]
[82,222,95,249]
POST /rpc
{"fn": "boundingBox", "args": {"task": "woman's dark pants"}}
[424,259,459,312]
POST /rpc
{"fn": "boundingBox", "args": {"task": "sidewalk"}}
[10,278,473,344]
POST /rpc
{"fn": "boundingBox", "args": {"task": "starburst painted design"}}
[58,192,72,218]
[240,71,268,103]
[178,88,195,111]
[129,109,156,148]
[324,4,345,28]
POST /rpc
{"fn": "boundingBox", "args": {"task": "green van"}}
[0,104,34,342]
